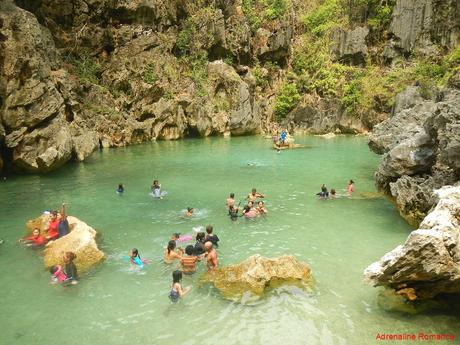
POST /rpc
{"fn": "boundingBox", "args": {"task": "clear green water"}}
[0,136,458,345]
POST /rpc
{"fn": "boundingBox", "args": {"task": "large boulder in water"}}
[40,216,104,273]
[202,255,312,301]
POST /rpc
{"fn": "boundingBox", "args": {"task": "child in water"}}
[116,183,124,193]
[50,265,67,284]
[169,270,191,302]
[19,228,47,247]
[130,248,144,269]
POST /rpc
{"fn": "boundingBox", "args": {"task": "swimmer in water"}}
[169,270,191,302]
[164,240,183,264]
[19,228,47,248]
[256,200,268,215]
[116,183,124,193]
[247,188,265,202]
[185,207,194,217]
[205,225,219,247]
[151,179,162,198]
[226,193,235,208]
[130,248,144,269]
[204,242,218,271]
[316,184,329,198]
[330,188,337,198]
[194,232,206,256]
[347,179,355,194]
[50,265,67,284]
[242,205,257,218]
[180,245,200,274]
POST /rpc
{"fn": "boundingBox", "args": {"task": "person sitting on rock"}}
[19,228,47,248]
[58,203,70,238]
[164,240,183,264]
[180,245,200,274]
[205,225,219,247]
[64,251,78,285]
[46,210,60,241]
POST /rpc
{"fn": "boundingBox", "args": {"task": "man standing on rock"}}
[204,241,218,271]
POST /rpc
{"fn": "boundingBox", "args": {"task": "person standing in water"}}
[348,180,355,194]
[164,240,183,264]
[169,270,191,302]
[63,251,78,284]
[247,188,265,202]
[180,245,200,274]
[205,225,220,247]
[256,201,268,215]
[226,193,235,208]
[204,242,218,271]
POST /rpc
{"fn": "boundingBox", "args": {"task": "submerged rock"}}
[34,215,105,273]
[202,255,312,301]
[364,185,460,300]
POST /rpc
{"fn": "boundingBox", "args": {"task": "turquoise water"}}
[0,136,458,345]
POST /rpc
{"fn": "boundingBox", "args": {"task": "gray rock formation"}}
[384,0,459,59]
[369,86,460,224]
[332,26,369,65]
[0,1,99,172]
[364,185,460,300]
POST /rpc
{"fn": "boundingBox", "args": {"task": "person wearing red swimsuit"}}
[46,211,60,240]
[19,228,47,247]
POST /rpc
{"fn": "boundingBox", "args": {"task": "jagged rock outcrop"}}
[0,1,99,172]
[364,186,460,300]
[43,216,105,273]
[369,86,460,224]
[201,254,312,301]
[332,26,369,65]
[384,0,459,60]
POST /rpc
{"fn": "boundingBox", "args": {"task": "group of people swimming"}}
[18,203,79,285]
[226,188,268,220]
[316,180,355,198]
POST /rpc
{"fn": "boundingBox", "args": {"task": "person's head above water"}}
[167,240,176,253]
[258,201,264,207]
[64,251,76,262]
[50,265,60,275]
[204,241,213,252]
[172,270,182,283]
[187,207,194,213]
[118,183,123,188]
[349,179,354,184]
[251,188,257,195]
[196,232,205,242]
[331,189,336,195]
[131,248,139,257]
[230,193,235,198]
[153,180,160,187]
[32,228,40,237]
[185,245,194,256]
[248,201,253,208]
[171,233,180,240]
[206,225,213,234]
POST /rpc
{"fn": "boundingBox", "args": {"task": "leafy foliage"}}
[143,63,159,84]
[69,54,103,85]
[274,82,301,118]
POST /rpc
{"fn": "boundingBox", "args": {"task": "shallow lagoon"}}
[0,136,458,345]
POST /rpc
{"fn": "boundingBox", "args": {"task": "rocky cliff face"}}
[369,85,460,225]
[0,0,295,173]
